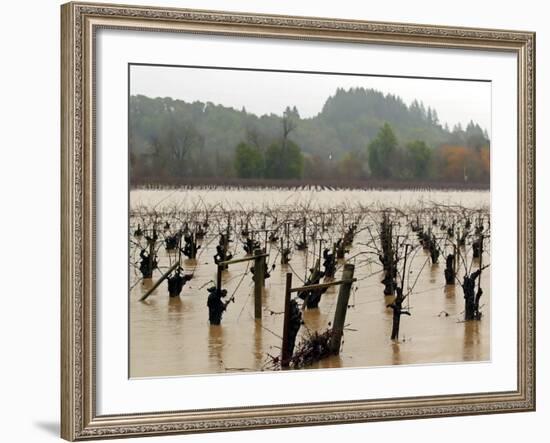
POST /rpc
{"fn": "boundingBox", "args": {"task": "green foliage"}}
[367,123,398,178]
[265,140,304,179]
[129,88,490,185]
[234,142,264,178]
[405,140,432,179]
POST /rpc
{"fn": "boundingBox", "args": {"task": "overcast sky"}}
[130,64,491,134]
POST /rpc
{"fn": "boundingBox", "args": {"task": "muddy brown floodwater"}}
[129,188,490,378]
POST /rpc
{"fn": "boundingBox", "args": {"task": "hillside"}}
[129,87,490,186]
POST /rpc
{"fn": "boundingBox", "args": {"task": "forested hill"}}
[129,87,490,186]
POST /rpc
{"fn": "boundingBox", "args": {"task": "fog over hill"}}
[129,87,490,186]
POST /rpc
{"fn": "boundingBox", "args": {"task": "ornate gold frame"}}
[61,2,536,440]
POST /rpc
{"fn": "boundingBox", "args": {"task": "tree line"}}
[130,87,490,186]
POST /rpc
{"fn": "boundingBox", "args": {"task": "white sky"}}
[130,65,491,134]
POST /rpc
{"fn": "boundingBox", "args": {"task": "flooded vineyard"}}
[129,187,490,378]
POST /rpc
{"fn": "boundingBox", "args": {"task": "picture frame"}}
[61,1,536,440]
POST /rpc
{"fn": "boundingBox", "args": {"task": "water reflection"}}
[391,342,402,365]
[429,263,438,284]
[253,320,263,369]
[462,320,482,362]
[208,325,225,371]
[302,307,324,331]
[141,278,153,290]
[168,296,183,314]
[444,285,456,297]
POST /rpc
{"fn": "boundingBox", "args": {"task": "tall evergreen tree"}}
[367,123,398,179]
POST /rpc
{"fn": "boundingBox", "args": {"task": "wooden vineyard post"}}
[190,232,197,259]
[216,263,223,293]
[281,273,293,367]
[226,215,231,242]
[286,222,291,254]
[224,215,231,261]
[402,244,409,288]
[453,243,457,276]
[254,249,265,319]
[302,217,307,248]
[280,237,288,264]
[457,243,462,275]
[478,234,484,291]
[148,233,154,274]
[177,229,182,264]
[329,263,355,354]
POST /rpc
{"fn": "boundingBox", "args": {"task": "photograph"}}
[128,64,492,378]
[58,2,536,440]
